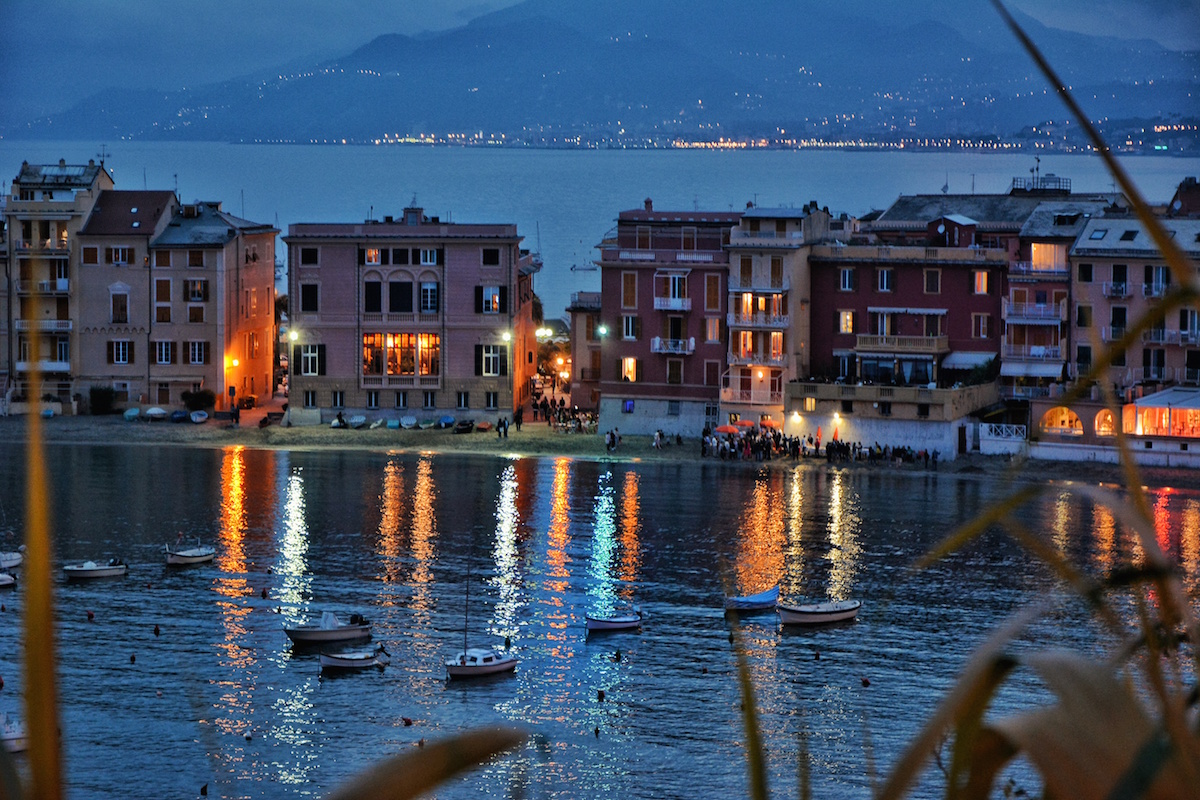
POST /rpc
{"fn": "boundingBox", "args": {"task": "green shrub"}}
[181,388,216,411]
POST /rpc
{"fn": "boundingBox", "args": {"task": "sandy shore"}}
[3,401,1191,491]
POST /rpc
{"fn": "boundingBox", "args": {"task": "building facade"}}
[566,291,602,410]
[283,207,538,424]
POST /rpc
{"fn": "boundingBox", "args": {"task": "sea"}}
[1,140,1197,319]
[0,443,1196,798]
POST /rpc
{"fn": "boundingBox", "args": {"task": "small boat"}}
[41,407,54,418]
[0,574,15,589]
[438,415,456,429]
[1,712,27,753]
[585,607,643,631]
[724,585,780,611]
[445,647,518,679]
[285,611,372,644]
[386,418,401,429]
[348,414,367,429]
[369,418,384,429]
[63,558,127,580]
[319,644,389,672]
[400,416,417,429]
[475,421,493,432]
[165,539,216,565]
[777,599,861,626]
[190,410,209,424]
[453,420,475,434]
[123,408,141,421]
[145,407,167,421]
[170,410,189,423]
[0,549,23,570]
[418,419,436,430]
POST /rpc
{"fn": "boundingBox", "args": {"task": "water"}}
[1,140,1197,318]
[0,444,1196,798]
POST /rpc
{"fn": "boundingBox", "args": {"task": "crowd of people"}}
[698,425,940,469]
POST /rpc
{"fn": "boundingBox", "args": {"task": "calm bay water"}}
[0,444,1196,798]
[1,140,1197,318]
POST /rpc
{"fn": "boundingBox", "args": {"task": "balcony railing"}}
[728,352,787,367]
[13,238,69,253]
[1185,367,1200,385]
[1002,299,1065,322]
[1002,344,1062,360]
[651,337,696,355]
[1003,385,1052,399]
[1181,329,1200,346]
[730,229,805,242]
[1143,283,1168,298]
[653,296,692,311]
[854,334,948,354]
[16,278,70,294]
[1140,366,1167,381]
[719,387,784,405]
[1142,328,1175,344]
[1102,282,1130,298]
[1101,326,1126,342]
[727,274,791,292]
[15,360,71,373]
[727,312,789,328]
[1009,261,1068,279]
[14,319,73,331]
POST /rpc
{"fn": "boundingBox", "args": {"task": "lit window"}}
[803,397,816,412]
[621,357,638,382]
[839,311,854,334]
[973,271,989,294]
[705,317,721,342]
[365,248,382,265]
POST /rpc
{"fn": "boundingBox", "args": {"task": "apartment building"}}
[566,290,602,410]
[3,159,113,400]
[283,207,538,424]
[595,199,740,435]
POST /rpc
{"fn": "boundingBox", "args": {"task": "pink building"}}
[284,207,539,424]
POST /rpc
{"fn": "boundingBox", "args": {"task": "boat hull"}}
[0,552,22,570]
[777,599,861,625]
[285,625,372,644]
[585,613,642,631]
[63,562,127,580]
[165,546,216,565]
[320,649,389,671]
[445,648,518,679]
[724,586,780,611]
[0,573,15,588]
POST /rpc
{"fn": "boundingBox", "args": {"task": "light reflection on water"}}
[2,445,1197,798]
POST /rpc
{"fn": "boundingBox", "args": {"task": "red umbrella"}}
[714,424,739,434]
[833,426,840,442]
[759,418,780,429]
[734,419,756,428]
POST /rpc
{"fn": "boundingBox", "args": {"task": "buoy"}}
[417,738,425,748]
[87,609,95,621]
[261,587,268,599]
[861,677,870,687]
[0,675,5,690]
[402,717,413,727]
[130,654,136,664]
[814,651,820,661]
[597,689,605,702]
[201,784,208,796]
[153,624,160,637]
[613,649,621,662]
[1,604,5,612]
[156,690,163,697]
[702,667,708,674]
[728,632,734,643]
[245,732,252,741]
[594,726,600,738]
[504,636,511,649]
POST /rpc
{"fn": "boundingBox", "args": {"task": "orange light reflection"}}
[543,458,573,639]
[618,471,641,589]
[374,459,406,595]
[826,471,862,600]
[734,470,785,595]
[1181,499,1199,597]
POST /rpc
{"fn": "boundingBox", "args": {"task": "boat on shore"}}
[585,607,643,631]
[453,419,475,434]
[190,410,209,424]
[63,558,127,580]
[165,538,216,565]
[348,414,367,429]
[724,585,779,611]
[777,599,861,625]
[400,416,417,429]
[320,644,389,672]
[285,611,372,644]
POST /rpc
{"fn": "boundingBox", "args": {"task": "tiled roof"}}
[80,190,176,236]
[154,201,278,247]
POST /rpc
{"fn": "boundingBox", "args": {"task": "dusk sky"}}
[0,0,1196,121]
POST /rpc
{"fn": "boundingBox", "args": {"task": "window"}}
[300,344,325,376]
[1077,345,1092,371]
[1119,230,1138,241]
[108,340,131,365]
[420,249,438,266]
[1074,305,1091,328]
[482,248,500,266]
[668,400,681,416]
[423,390,436,409]
[108,247,133,265]
[155,341,177,365]
[706,274,721,310]
[879,401,892,417]
[486,391,498,410]
[877,268,893,292]
[188,305,204,323]
[667,359,682,385]
[457,391,470,410]
[477,344,506,377]
[478,286,502,314]
[188,250,204,267]
[770,331,783,360]
[636,226,650,249]
[300,284,319,313]
[394,391,408,409]
[681,227,696,250]
[1078,263,1093,283]
[303,390,317,409]
[111,293,128,324]
[803,397,816,412]
[419,282,439,313]
[622,399,635,413]
[188,341,209,364]
[622,272,637,308]
[706,317,721,343]
[155,279,172,323]
[300,247,319,265]
[366,391,379,410]
[770,256,783,287]
[622,315,640,340]
[1089,229,1107,240]
[390,281,413,312]
[925,315,942,337]
[418,333,440,376]
[83,247,98,265]
[924,269,941,293]
[841,400,853,414]
[917,403,930,418]
[331,391,345,408]
[621,357,640,382]
[667,274,687,299]
[972,314,991,339]
[155,250,171,268]
[973,270,989,294]
[364,281,382,313]
[838,311,854,334]
[839,268,855,291]
[185,279,208,302]
[365,248,382,265]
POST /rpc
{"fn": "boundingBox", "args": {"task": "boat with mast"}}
[445,547,517,679]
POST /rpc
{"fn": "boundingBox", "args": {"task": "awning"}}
[857,352,934,361]
[1000,361,1064,379]
[941,351,997,369]
[868,307,948,315]
[1129,387,1200,409]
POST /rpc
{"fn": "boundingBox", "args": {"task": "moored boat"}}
[165,539,216,565]
[285,611,372,644]
[170,410,189,423]
[0,549,23,570]
[777,599,861,625]
[0,573,15,588]
[418,419,436,429]
[585,607,643,631]
[453,419,475,434]
[1,712,27,753]
[123,408,141,421]
[63,558,127,580]
[145,406,167,421]
[724,585,779,611]
[445,647,518,679]
[319,644,389,672]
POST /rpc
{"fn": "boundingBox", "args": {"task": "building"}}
[595,199,741,435]
[3,159,113,402]
[566,291,602,409]
[283,207,539,424]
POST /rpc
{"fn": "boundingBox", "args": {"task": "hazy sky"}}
[0,0,1196,121]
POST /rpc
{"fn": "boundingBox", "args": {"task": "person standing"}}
[514,406,524,432]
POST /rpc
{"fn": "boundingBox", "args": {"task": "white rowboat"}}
[0,550,23,570]
[285,611,372,644]
[0,574,15,588]
[165,540,216,565]
[63,559,127,579]
[724,585,779,611]
[585,607,643,631]
[320,645,389,672]
[445,647,518,679]
[777,599,861,625]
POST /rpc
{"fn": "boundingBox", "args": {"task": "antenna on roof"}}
[941,172,949,194]
[97,143,110,163]
[143,168,147,190]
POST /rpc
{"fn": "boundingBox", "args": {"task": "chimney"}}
[644,198,653,211]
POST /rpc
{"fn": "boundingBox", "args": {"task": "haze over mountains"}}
[6,0,1196,145]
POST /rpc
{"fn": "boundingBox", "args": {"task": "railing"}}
[729,230,805,242]
[16,279,70,294]
[14,319,73,331]
[1009,261,1068,278]
[984,423,1027,440]
[719,387,784,405]
[1181,330,1200,346]
[654,296,692,311]
[727,274,790,292]
[651,337,696,355]
[15,360,71,373]
[1140,366,1167,382]
[1002,299,1064,321]
[618,250,656,261]
[1004,385,1052,399]
[1102,282,1130,298]
[1185,367,1200,385]
[1003,344,1062,360]
[727,312,789,328]
[361,376,383,386]
[855,334,948,354]
[675,252,714,262]
[1143,283,1168,298]
[362,312,384,323]
[1141,328,1176,344]
[419,376,440,387]
[1101,327,1126,342]
[13,239,69,253]
[728,352,786,367]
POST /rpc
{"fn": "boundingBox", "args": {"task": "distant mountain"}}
[7,0,1196,144]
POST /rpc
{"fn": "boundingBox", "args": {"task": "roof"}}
[1018,200,1111,239]
[873,193,1048,230]
[1129,386,1200,410]
[617,210,742,225]
[15,159,108,188]
[1071,217,1200,258]
[154,201,278,247]
[80,190,176,236]
[740,207,812,220]
[941,214,978,226]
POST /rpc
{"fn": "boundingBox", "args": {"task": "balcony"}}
[720,387,784,405]
[729,229,805,244]
[1101,327,1126,343]
[1181,330,1200,346]
[13,238,69,254]
[1002,298,1065,323]
[727,312,790,329]
[1143,282,1168,298]
[1142,328,1177,344]
[14,319,73,332]
[601,247,728,265]
[728,351,787,367]
[15,360,71,374]
[727,274,790,292]
[16,278,70,294]
[651,337,696,355]
[854,334,948,355]
[653,296,692,311]
[1003,344,1062,360]
[1102,282,1130,298]
[1009,261,1069,280]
